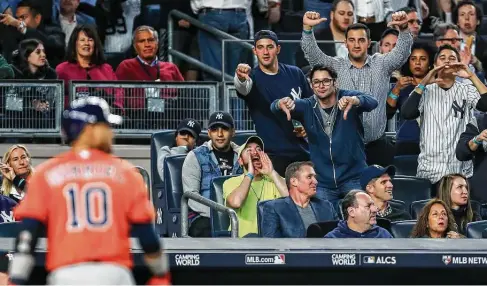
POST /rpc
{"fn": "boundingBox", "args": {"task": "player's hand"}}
[278,97,295,121]
[0,164,14,181]
[387,11,408,31]
[0,14,20,28]
[303,11,327,29]
[147,274,172,285]
[255,150,274,175]
[446,231,462,239]
[421,64,449,85]
[236,64,251,82]
[338,96,359,120]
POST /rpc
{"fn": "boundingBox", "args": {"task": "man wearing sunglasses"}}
[271,65,378,208]
[395,6,422,39]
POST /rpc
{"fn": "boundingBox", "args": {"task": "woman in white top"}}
[0,144,33,203]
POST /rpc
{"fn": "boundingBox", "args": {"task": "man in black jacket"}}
[0,0,65,67]
[360,165,412,222]
[456,113,487,204]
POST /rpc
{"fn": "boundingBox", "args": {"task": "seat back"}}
[257,200,272,237]
[390,220,417,238]
[163,154,187,237]
[307,220,339,238]
[210,175,238,237]
[151,130,177,186]
[391,176,431,209]
[376,218,392,233]
[233,131,257,146]
[410,199,429,219]
[466,220,487,238]
[393,155,418,177]
[389,199,407,211]
[0,222,46,238]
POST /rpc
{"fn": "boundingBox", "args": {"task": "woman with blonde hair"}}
[437,173,481,235]
[0,145,33,202]
[411,199,464,238]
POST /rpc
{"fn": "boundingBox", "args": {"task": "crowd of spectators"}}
[1,0,487,240]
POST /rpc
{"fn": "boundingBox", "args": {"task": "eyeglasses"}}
[311,78,334,87]
[408,19,422,25]
[438,37,464,44]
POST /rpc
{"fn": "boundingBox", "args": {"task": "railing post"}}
[181,195,189,237]
[167,13,174,63]
[228,209,239,238]
[222,40,226,82]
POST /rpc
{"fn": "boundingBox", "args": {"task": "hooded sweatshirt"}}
[324,220,393,238]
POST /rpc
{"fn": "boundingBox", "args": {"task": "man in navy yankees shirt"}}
[234,30,312,176]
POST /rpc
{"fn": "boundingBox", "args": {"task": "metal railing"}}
[0,80,64,137]
[181,192,239,238]
[167,9,253,81]
[70,80,218,137]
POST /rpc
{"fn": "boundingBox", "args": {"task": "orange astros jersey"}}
[15,148,154,272]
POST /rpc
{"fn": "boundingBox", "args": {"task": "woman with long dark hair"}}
[11,39,57,80]
[411,199,464,238]
[56,24,124,111]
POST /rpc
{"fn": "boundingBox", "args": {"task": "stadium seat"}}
[209,175,238,237]
[233,131,257,146]
[307,220,339,238]
[163,154,187,237]
[376,218,392,233]
[0,222,24,238]
[411,199,483,220]
[393,155,418,177]
[390,220,416,238]
[391,175,431,209]
[257,200,272,237]
[466,220,487,238]
[482,204,487,220]
[389,199,407,211]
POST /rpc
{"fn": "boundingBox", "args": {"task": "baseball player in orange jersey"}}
[8,97,171,285]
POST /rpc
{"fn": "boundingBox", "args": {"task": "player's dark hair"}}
[433,23,460,40]
[380,28,399,42]
[434,44,461,63]
[410,199,458,238]
[345,23,370,40]
[331,0,354,12]
[452,0,483,30]
[308,64,337,80]
[16,0,42,17]
[66,25,106,65]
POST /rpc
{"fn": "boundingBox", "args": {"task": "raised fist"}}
[236,63,251,81]
[388,11,409,31]
[303,11,327,28]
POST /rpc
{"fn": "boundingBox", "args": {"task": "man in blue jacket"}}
[261,161,338,238]
[271,64,378,206]
[325,190,393,238]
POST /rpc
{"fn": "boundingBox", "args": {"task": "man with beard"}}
[234,30,312,177]
[261,161,338,238]
[223,136,288,237]
[301,11,413,167]
[271,65,377,207]
[361,165,412,222]
[325,190,393,238]
[182,111,243,237]
[401,45,487,195]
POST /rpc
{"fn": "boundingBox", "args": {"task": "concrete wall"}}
[0,144,151,176]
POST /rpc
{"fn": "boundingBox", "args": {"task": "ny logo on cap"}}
[187,120,195,127]
[216,113,224,119]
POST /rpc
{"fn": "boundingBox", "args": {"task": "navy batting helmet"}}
[61,96,122,144]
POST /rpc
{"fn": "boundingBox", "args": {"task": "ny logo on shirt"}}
[290,87,302,100]
[451,99,467,119]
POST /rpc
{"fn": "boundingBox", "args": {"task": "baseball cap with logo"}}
[61,96,122,143]
[237,136,265,161]
[360,165,396,191]
[208,111,234,129]
[176,118,201,139]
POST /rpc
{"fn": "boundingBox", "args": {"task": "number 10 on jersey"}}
[63,183,113,232]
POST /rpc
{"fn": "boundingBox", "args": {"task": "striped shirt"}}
[301,30,413,143]
[417,82,480,183]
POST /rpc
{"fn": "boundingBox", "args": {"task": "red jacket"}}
[116,58,184,109]
[56,62,124,110]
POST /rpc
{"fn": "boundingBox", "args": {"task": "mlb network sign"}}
[442,255,487,265]
[245,254,286,265]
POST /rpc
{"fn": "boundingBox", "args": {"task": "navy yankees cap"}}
[177,118,201,139]
[254,30,279,46]
[360,165,396,191]
[62,96,122,142]
[208,111,234,129]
